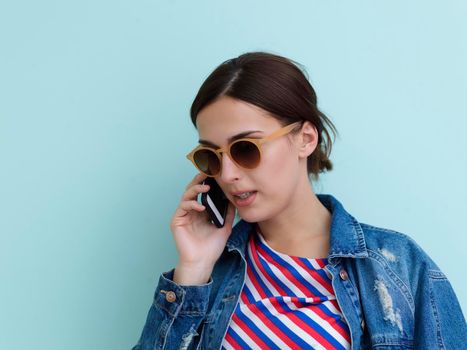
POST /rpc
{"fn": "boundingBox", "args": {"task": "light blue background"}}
[1,1,466,349]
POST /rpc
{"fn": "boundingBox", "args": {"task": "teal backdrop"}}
[1,1,466,349]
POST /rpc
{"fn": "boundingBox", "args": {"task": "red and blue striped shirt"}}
[221,229,351,350]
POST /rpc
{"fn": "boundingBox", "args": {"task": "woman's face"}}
[196,95,308,223]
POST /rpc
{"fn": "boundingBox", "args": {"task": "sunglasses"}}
[186,121,301,177]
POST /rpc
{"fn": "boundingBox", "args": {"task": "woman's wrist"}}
[173,262,214,285]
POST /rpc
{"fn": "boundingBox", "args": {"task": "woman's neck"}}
[255,181,331,259]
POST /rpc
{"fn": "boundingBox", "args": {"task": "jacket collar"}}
[225,193,368,263]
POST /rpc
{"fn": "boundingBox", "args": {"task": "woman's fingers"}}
[185,172,207,190]
[174,200,205,218]
[174,174,209,219]
[182,184,210,201]
[180,200,205,212]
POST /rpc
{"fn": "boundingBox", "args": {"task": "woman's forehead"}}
[196,97,280,137]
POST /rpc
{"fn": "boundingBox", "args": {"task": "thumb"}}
[223,202,236,232]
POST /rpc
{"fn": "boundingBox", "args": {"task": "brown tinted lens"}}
[230,140,260,169]
[193,149,220,175]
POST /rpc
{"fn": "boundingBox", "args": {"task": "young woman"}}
[133,52,466,350]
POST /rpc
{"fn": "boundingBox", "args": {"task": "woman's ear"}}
[297,121,319,159]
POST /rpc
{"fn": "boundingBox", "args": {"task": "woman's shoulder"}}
[358,221,444,276]
[359,222,417,247]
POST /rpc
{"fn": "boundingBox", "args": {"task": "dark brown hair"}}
[190,51,338,182]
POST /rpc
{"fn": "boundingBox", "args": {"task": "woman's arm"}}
[413,265,467,348]
[132,173,236,349]
[132,268,212,350]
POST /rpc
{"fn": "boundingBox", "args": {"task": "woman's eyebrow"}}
[198,130,263,148]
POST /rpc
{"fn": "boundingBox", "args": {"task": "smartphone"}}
[200,177,229,228]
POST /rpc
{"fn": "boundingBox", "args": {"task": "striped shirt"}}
[221,230,351,350]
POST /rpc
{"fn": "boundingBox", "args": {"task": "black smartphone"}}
[200,177,229,228]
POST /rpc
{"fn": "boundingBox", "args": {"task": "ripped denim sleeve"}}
[133,269,212,350]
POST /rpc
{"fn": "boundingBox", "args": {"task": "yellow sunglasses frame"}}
[186,121,301,177]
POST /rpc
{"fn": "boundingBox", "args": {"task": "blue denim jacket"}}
[133,194,467,349]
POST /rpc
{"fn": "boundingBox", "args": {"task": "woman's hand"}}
[169,173,236,284]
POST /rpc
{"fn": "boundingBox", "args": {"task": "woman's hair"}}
[190,51,338,182]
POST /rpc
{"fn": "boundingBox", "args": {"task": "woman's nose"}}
[219,151,241,183]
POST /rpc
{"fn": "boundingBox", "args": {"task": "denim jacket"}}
[133,194,467,349]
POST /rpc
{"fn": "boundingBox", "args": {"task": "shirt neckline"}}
[254,229,329,266]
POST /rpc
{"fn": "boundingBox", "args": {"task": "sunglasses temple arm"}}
[261,122,300,143]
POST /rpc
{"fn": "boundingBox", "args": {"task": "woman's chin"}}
[236,207,266,223]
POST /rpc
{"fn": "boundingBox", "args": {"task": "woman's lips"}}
[232,191,257,207]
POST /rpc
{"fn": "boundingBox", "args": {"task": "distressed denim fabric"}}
[132,194,467,349]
